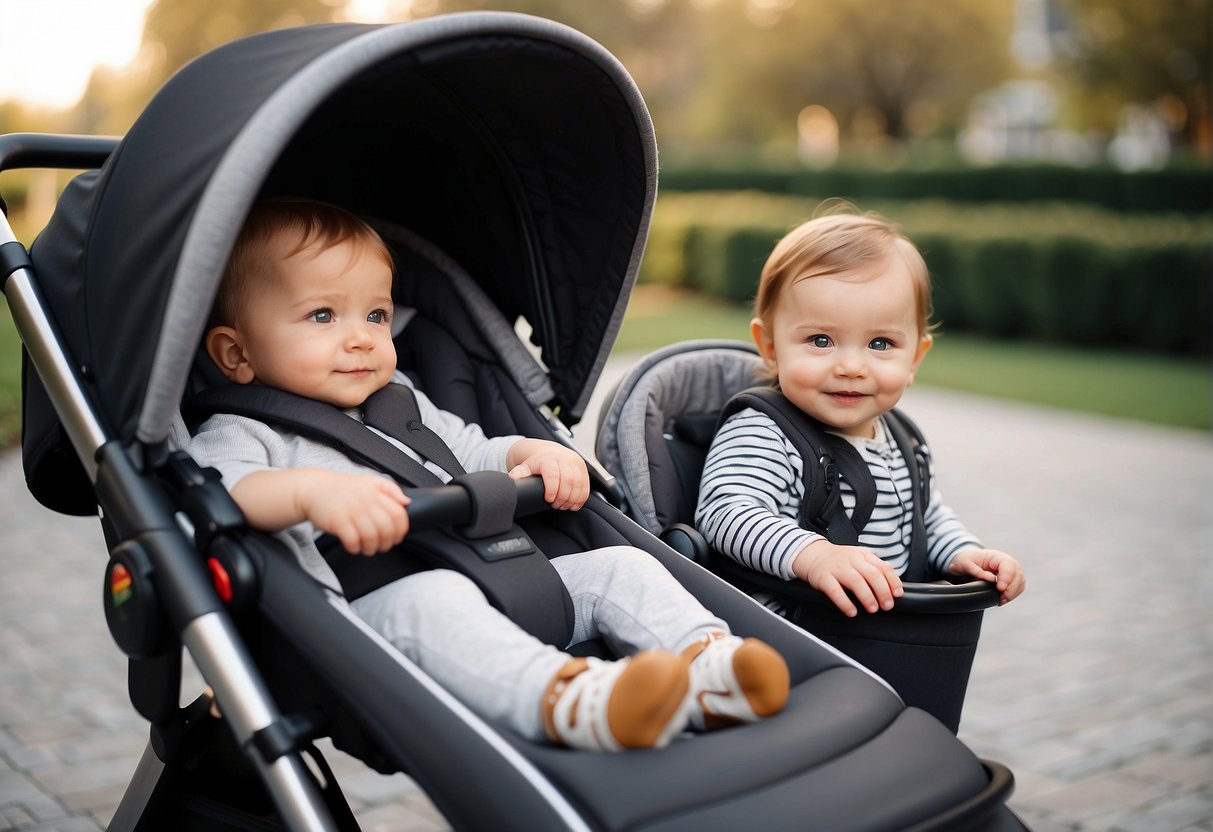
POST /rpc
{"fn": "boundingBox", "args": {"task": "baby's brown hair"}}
[212,198,393,327]
[753,205,935,338]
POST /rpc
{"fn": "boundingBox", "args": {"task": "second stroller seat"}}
[596,339,1002,733]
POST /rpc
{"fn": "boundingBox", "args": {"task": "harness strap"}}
[187,384,447,488]
[883,409,931,582]
[186,382,574,647]
[361,383,467,479]
[819,436,877,540]
[719,387,876,544]
[718,387,930,580]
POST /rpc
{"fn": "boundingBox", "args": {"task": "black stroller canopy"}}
[30,13,655,445]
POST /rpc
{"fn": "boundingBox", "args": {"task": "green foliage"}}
[424,0,1015,148]
[683,225,781,303]
[0,300,23,447]
[70,0,343,135]
[642,192,1213,354]
[0,177,26,215]
[660,161,1213,213]
[914,334,1212,431]
[614,288,1212,431]
[7,0,1209,157]
[921,233,1213,353]
[1057,0,1211,147]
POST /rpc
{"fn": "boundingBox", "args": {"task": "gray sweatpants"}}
[351,546,728,741]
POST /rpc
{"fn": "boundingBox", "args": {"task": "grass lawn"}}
[614,286,1212,432]
[1,286,1209,448]
[0,298,22,447]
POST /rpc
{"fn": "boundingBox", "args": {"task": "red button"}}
[207,557,233,603]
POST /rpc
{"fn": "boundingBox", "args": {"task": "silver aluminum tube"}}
[184,611,339,832]
[105,742,167,832]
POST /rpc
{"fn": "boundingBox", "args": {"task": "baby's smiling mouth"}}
[828,391,867,403]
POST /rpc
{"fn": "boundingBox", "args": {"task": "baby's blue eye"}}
[811,335,831,348]
[367,309,389,324]
[869,338,891,351]
[308,309,333,323]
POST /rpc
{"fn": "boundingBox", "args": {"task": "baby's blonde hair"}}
[753,205,935,337]
[212,197,393,327]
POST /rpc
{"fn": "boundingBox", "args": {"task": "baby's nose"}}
[345,324,375,349]
[835,353,866,376]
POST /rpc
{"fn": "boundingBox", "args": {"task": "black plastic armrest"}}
[707,551,1001,614]
[659,523,711,565]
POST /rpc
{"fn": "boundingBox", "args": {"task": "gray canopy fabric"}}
[595,340,763,534]
[29,13,655,447]
[374,220,556,409]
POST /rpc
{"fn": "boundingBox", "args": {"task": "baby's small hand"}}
[506,439,589,511]
[791,539,903,617]
[304,471,410,556]
[948,548,1025,605]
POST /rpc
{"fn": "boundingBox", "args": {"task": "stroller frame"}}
[2,139,345,830]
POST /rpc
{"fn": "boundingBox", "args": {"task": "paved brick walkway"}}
[1,368,1210,830]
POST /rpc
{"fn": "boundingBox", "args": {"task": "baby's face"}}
[232,237,397,408]
[753,254,931,438]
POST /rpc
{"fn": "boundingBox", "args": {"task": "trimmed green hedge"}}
[643,193,1212,354]
[659,162,1213,214]
[0,178,27,217]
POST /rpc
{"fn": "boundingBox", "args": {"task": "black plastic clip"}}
[160,451,246,551]
[251,709,326,764]
[0,240,32,291]
[811,454,842,531]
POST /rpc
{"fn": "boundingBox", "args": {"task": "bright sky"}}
[0,0,152,108]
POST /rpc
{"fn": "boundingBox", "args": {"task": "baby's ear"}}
[907,333,933,385]
[750,318,778,372]
[205,326,256,384]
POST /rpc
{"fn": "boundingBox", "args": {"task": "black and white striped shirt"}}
[694,408,981,582]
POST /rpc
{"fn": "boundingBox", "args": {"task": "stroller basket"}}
[3,13,1025,831]
[595,339,1002,733]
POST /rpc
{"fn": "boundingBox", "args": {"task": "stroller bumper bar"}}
[0,131,118,173]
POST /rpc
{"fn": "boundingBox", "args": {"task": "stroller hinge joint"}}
[161,451,246,551]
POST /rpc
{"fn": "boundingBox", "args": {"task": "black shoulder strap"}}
[185,384,449,487]
[360,383,467,479]
[883,408,932,581]
[186,383,574,646]
[719,386,877,544]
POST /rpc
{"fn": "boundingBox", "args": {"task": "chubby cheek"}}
[276,339,324,373]
[874,362,913,395]
[269,340,332,387]
[776,364,820,406]
[867,379,912,417]
[379,338,398,369]
[778,356,825,390]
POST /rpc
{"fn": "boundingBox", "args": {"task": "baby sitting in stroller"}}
[188,197,789,752]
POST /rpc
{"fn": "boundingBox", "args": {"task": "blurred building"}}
[958,0,1172,169]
